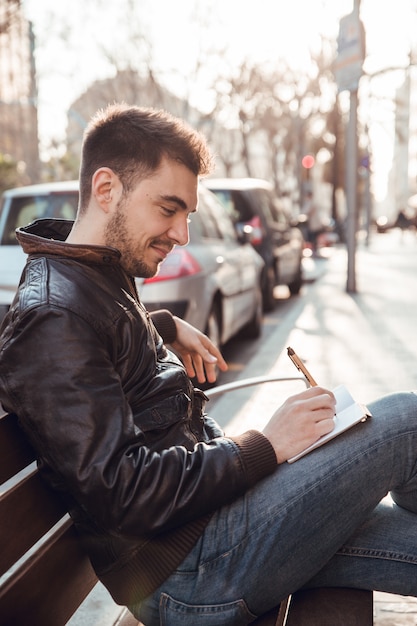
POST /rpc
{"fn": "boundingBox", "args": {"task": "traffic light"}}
[301,154,315,169]
[301,154,315,182]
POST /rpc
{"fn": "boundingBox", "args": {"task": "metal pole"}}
[345,0,361,293]
[345,88,358,292]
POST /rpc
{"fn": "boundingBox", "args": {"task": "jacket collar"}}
[16,218,122,266]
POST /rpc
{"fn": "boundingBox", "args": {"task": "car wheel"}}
[262,265,276,312]
[240,285,263,339]
[288,258,303,295]
[205,302,221,348]
[198,302,222,389]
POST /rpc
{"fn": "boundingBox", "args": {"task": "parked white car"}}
[0,181,79,323]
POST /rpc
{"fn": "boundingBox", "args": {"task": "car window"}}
[230,191,255,223]
[208,188,257,226]
[208,189,238,224]
[197,191,237,242]
[256,190,276,224]
[1,192,78,245]
[255,189,290,228]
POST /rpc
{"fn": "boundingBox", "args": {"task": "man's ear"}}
[91,168,122,213]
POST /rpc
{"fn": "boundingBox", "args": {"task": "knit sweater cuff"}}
[150,309,177,344]
[230,430,277,487]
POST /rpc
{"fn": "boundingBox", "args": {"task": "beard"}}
[104,200,156,278]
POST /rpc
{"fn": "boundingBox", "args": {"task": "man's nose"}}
[168,216,190,246]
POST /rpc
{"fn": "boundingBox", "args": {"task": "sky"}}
[21,0,417,208]
[22,0,417,144]
[23,0,356,146]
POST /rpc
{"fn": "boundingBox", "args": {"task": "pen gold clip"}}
[287,346,318,387]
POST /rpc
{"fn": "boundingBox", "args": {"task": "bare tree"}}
[207,34,340,201]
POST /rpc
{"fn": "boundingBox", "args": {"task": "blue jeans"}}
[131,391,417,625]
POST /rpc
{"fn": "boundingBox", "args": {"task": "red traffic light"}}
[301,154,315,169]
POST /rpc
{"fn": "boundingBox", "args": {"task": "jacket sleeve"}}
[0,306,277,538]
[149,309,177,344]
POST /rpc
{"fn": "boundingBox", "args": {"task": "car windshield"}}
[1,192,79,245]
[210,189,254,224]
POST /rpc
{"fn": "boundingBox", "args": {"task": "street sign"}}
[334,11,365,92]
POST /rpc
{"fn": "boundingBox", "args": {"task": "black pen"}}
[287,346,318,387]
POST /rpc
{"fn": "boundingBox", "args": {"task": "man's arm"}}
[150,310,228,383]
[170,316,228,383]
[263,386,336,463]
[1,306,274,538]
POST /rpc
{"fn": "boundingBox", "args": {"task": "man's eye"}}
[162,207,175,216]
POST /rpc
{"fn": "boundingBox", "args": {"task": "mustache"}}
[151,239,174,251]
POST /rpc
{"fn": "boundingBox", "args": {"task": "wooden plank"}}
[0,520,98,626]
[0,413,35,484]
[0,470,67,576]
[285,588,373,625]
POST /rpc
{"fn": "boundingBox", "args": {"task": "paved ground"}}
[374,593,417,625]
[70,229,417,625]
[210,229,417,625]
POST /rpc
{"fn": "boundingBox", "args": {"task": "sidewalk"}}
[211,229,417,625]
[213,229,417,431]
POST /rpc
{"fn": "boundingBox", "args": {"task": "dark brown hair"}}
[78,103,214,210]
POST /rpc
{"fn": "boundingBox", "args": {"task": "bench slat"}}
[0,519,98,626]
[0,412,35,484]
[285,588,373,625]
[0,470,67,577]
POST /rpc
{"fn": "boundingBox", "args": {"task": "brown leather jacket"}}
[0,219,277,605]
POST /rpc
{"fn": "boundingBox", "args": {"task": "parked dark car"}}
[375,207,417,233]
[205,178,304,311]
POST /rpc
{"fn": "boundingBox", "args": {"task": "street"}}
[208,228,417,625]
[210,228,417,433]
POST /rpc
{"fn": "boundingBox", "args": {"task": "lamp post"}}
[334,0,365,293]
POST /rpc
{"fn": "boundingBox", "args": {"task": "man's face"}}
[104,157,198,278]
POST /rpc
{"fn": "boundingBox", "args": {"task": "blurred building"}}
[66,69,284,187]
[66,70,228,176]
[66,70,190,158]
[0,0,40,184]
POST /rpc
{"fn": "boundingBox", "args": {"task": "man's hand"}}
[262,386,336,463]
[171,316,228,383]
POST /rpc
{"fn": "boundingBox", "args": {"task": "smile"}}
[151,244,172,260]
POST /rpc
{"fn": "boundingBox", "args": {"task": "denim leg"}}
[133,391,417,625]
[305,498,417,595]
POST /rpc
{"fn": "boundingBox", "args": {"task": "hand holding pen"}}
[262,352,336,463]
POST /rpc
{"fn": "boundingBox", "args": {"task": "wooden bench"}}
[0,377,373,625]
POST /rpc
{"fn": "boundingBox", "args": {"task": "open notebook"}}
[287,384,372,463]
